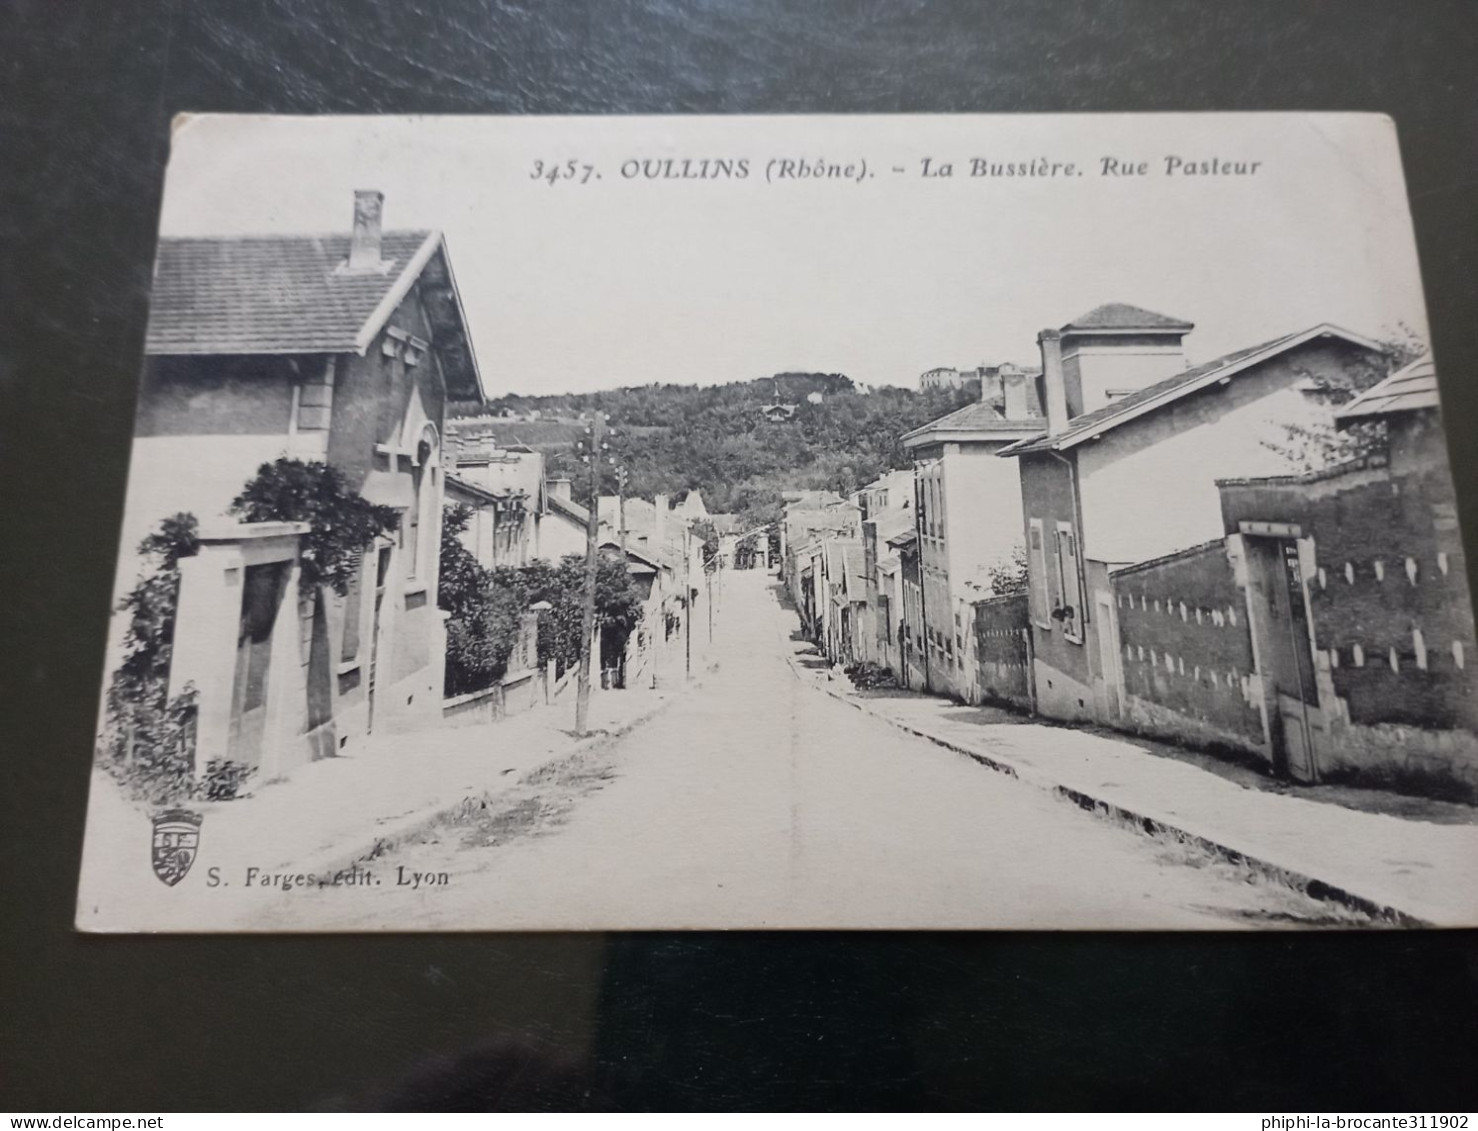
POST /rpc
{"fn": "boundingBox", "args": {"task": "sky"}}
[157,113,1430,396]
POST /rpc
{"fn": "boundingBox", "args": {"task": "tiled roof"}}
[885,528,918,550]
[782,489,845,508]
[868,509,915,544]
[444,473,524,506]
[823,540,864,592]
[547,492,590,526]
[146,231,437,355]
[1062,303,1193,332]
[1000,325,1379,457]
[1337,355,1439,421]
[602,538,666,573]
[901,400,1044,444]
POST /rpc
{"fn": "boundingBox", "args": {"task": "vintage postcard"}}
[77,113,1477,932]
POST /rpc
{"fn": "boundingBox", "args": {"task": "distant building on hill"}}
[919,363,1042,404]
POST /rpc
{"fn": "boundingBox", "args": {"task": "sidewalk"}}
[240,685,676,875]
[77,683,674,930]
[788,644,1478,927]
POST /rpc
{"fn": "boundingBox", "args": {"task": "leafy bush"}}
[439,505,644,695]
[99,514,207,805]
[99,459,393,803]
[844,662,898,690]
[440,505,528,696]
[986,545,1030,597]
[230,458,399,595]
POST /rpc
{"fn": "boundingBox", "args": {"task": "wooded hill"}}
[450,374,976,527]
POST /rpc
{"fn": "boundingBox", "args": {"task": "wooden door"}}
[365,544,392,734]
[1247,538,1320,782]
[227,562,287,768]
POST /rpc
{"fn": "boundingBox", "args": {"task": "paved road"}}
[307,569,1360,930]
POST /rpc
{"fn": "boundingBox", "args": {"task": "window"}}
[1055,522,1084,643]
[406,423,440,583]
[1028,519,1051,628]
[341,552,365,664]
[406,467,422,578]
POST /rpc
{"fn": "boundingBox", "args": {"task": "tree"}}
[1259,331,1427,474]
[230,458,399,594]
[451,374,976,530]
[438,506,645,694]
[439,505,529,696]
[986,545,1030,597]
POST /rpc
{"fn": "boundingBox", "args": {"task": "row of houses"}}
[787,303,1477,799]
[102,190,716,795]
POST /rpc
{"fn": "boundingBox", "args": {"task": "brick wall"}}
[1220,461,1477,732]
[973,593,1032,710]
[1111,540,1266,752]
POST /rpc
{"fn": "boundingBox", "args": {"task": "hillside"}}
[449,374,976,526]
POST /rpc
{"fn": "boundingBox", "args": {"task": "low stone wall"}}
[1112,540,1267,757]
[441,668,544,728]
[1321,718,1478,802]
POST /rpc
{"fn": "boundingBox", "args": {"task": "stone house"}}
[893,529,928,691]
[442,423,543,569]
[854,470,915,673]
[998,304,1389,729]
[781,498,861,615]
[111,190,484,782]
[901,367,1042,702]
[821,539,867,665]
[443,472,532,571]
[537,480,594,561]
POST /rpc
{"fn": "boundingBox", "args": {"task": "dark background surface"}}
[3,0,1477,1111]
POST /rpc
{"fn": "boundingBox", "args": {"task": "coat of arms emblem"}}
[151,808,203,886]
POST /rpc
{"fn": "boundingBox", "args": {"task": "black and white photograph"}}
[75,112,1477,932]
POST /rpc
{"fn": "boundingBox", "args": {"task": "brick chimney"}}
[1040,330,1070,434]
[348,189,385,270]
[1002,364,1029,420]
[547,477,572,502]
[978,365,1004,406]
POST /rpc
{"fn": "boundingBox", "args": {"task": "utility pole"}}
[684,525,692,679]
[616,465,628,556]
[574,411,603,735]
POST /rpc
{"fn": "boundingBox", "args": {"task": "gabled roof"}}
[999,324,1385,458]
[547,491,590,526]
[886,528,918,551]
[444,473,526,507]
[823,541,865,594]
[901,400,1044,447]
[145,230,485,399]
[1336,355,1439,422]
[1062,303,1194,333]
[600,539,665,574]
[867,508,915,544]
[782,489,845,508]
[676,489,710,517]
[858,468,916,497]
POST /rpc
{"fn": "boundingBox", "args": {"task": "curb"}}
[785,651,1430,927]
[296,695,681,880]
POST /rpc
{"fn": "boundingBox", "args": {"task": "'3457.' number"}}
[530,160,600,185]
